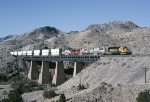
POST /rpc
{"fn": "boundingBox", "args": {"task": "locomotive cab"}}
[119,46,131,55]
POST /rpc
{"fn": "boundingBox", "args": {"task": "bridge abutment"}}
[38,61,50,84]
[52,61,65,85]
[73,62,83,77]
[28,61,38,80]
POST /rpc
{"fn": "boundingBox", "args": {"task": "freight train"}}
[10,46,131,57]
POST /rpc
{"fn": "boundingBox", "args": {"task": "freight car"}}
[10,48,62,57]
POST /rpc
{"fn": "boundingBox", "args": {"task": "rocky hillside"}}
[1,20,150,77]
[1,20,150,101]
[22,57,150,102]
[0,26,62,70]
[58,57,150,91]
[39,21,150,55]
[0,35,15,42]
[1,21,149,58]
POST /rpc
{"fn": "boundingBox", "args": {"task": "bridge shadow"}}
[36,61,56,69]
[64,68,74,75]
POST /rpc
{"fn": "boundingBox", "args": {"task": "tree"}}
[136,90,150,102]
[59,93,66,102]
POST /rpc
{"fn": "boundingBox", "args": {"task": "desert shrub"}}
[136,90,150,102]
[0,75,7,82]
[59,93,66,102]
[121,63,126,67]
[38,85,44,90]
[11,79,44,93]
[8,88,23,102]
[43,90,57,99]
[2,90,8,95]
[0,88,23,102]
[0,98,9,102]
[103,62,106,65]
[0,81,44,102]
[22,85,33,93]
[28,81,38,87]
[77,83,86,90]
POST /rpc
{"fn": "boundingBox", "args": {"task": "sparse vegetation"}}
[77,83,86,90]
[1,21,150,102]
[2,90,8,95]
[116,60,119,63]
[136,90,150,102]
[0,79,45,102]
[59,93,66,102]
[11,78,44,91]
[98,62,102,65]
[121,63,126,67]
[109,58,112,61]
[43,89,57,99]
[103,62,106,65]
[0,87,23,102]
[127,65,130,68]
[107,62,110,64]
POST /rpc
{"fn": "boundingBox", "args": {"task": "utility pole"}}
[142,67,148,83]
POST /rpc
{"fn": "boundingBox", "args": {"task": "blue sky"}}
[0,0,150,38]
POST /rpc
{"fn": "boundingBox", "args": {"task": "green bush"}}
[37,85,44,90]
[59,93,66,102]
[22,85,33,93]
[8,89,23,102]
[0,81,44,102]
[43,90,57,99]
[77,83,86,90]
[136,89,150,102]
[28,81,38,87]
[0,98,9,102]
[2,90,8,95]
[0,88,23,102]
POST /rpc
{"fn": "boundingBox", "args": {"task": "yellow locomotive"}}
[103,46,131,55]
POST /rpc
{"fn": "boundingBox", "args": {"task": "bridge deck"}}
[22,55,101,62]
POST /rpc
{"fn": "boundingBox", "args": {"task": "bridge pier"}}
[73,62,83,77]
[28,61,38,80]
[52,61,65,85]
[38,61,50,84]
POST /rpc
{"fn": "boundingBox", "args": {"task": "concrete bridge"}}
[22,55,101,85]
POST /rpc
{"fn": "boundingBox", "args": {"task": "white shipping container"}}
[27,51,33,56]
[22,51,27,56]
[51,49,60,53]
[18,51,23,56]
[51,49,62,56]
[42,49,50,56]
[51,53,60,56]
[34,50,41,56]
[10,52,14,55]
[14,52,18,56]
